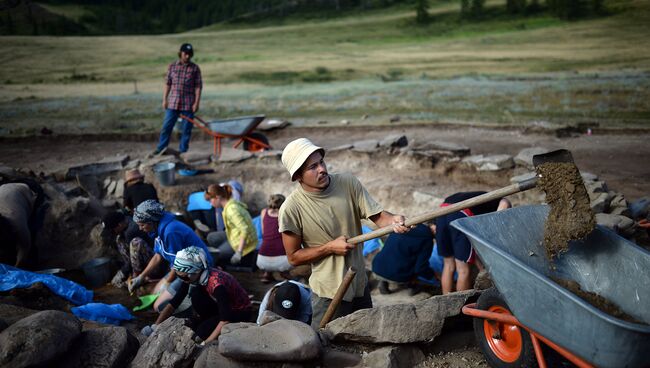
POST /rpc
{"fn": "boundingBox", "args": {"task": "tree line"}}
[2,0,608,36]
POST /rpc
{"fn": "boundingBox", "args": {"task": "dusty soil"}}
[1,123,648,366]
[537,162,596,259]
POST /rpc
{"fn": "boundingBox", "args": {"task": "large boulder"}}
[323,290,478,344]
[56,326,140,368]
[0,304,39,326]
[362,345,425,368]
[379,135,408,148]
[413,141,470,157]
[129,317,198,368]
[66,155,129,179]
[596,213,635,236]
[352,139,379,153]
[462,154,514,171]
[218,319,321,362]
[514,147,550,169]
[213,148,253,163]
[0,310,82,368]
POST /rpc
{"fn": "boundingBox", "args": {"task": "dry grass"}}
[0,0,649,134]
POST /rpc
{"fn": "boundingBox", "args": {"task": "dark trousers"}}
[310,284,372,329]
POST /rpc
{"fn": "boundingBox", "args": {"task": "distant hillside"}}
[1,0,414,35]
[0,0,86,35]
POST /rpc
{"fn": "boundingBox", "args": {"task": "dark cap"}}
[179,43,194,56]
[102,211,126,231]
[271,282,300,320]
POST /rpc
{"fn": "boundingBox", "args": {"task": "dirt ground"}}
[1,123,648,366]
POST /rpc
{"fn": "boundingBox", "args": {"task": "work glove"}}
[128,275,143,293]
[230,251,242,265]
[141,324,157,337]
[111,270,126,288]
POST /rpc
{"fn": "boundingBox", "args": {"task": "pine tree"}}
[415,0,429,24]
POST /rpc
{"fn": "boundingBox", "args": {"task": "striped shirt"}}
[166,60,202,111]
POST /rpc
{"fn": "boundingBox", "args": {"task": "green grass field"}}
[1,0,649,135]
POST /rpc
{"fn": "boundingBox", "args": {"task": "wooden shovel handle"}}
[347,177,538,245]
[319,267,357,329]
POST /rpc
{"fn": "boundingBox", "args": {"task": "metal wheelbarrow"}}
[180,114,271,156]
[451,205,650,368]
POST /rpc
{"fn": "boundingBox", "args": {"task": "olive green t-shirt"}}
[279,173,383,301]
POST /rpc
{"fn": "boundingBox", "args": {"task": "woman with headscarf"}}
[204,184,258,267]
[129,200,213,308]
[142,246,252,343]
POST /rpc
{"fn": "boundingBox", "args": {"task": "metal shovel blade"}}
[532,149,575,167]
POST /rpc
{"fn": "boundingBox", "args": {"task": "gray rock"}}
[257,119,290,131]
[124,160,140,170]
[0,320,6,333]
[258,310,282,326]
[581,172,599,182]
[329,144,353,152]
[57,326,139,368]
[66,155,129,179]
[114,179,125,198]
[181,152,212,165]
[379,135,408,148]
[101,199,119,208]
[514,147,550,168]
[219,319,321,362]
[352,140,379,153]
[77,175,101,198]
[609,193,628,209]
[362,345,425,368]
[320,348,361,368]
[103,177,112,190]
[0,310,82,368]
[194,345,296,368]
[389,115,401,123]
[129,317,198,368]
[107,180,117,195]
[214,148,253,163]
[590,192,610,214]
[510,171,537,184]
[585,180,608,201]
[596,213,635,233]
[610,206,631,217]
[413,141,470,157]
[462,154,514,171]
[323,290,478,344]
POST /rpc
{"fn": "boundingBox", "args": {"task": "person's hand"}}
[128,275,143,293]
[141,324,157,337]
[391,215,411,234]
[162,99,168,110]
[329,236,354,255]
[230,251,242,265]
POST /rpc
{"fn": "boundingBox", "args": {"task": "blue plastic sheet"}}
[0,263,93,305]
[71,303,135,326]
[187,191,212,212]
[253,215,263,249]
[362,225,383,257]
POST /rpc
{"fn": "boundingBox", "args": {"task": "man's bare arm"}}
[282,232,353,266]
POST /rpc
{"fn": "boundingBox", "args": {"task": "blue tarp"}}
[71,303,134,325]
[253,215,263,249]
[0,263,93,305]
[187,191,212,212]
[362,225,383,257]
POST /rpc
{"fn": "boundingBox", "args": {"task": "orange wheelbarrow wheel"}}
[474,288,537,367]
[242,132,270,152]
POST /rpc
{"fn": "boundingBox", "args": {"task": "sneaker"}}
[378,281,391,295]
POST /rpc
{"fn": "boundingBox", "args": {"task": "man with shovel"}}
[279,138,411,328]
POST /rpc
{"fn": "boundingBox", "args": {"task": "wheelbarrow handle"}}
[347,177,538,245]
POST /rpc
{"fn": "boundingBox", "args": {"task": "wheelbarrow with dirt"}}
[452,205,650,368]
[180,114,271,156]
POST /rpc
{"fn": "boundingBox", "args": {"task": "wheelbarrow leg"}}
[530,334,548,368]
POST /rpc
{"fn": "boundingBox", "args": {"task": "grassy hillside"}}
[1,0,649,135]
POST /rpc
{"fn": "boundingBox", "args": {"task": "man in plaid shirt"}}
[154,43,203,154]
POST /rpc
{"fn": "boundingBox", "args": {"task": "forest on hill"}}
[1,0,605,35]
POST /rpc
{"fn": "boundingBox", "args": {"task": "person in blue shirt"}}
[372,223,437,296]
[129,200,213,311]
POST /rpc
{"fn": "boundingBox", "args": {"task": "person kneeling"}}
[142,246,252,344]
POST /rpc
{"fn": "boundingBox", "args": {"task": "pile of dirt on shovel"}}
[537,162,596,259]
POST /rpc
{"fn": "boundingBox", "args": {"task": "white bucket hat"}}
[281,138,325,181]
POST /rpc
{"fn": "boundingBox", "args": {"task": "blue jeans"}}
[157,109,194,153]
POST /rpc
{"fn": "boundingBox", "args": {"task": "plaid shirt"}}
[166,60,202,111]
